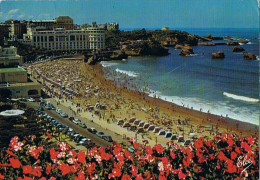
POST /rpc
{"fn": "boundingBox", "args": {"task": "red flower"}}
[77,151,86,163]
[144,172,151,179]
[46,165,52,175]
[218,151,228,161]
[50,148,58,160]
[74,171,85,180]
[31,166,42,177]
[23,176,33,180]
[205,141,213,148]
[0,173,4,180]
[39,178,47,180]
[235,146,241,154]
[146,146,153,155]
[226,159,237,173]
[9,158,21,168]
[135,174,144,180]
[170,151,175,159]
[49,177,56,180]
[112,168,121,177]
[155,144,164,154]
[183,157,191,167]
[122,174,131,180]
[241,142,252,152]
[23,165,33,174]
[6,150,16,157]
[58,163,71,176]
[178,170,186,179]
[227,138,234,146]
[194,139,203,149]
[159,175,167,180]
[124,150,133,161]
[231,151,237,160]
[130,165,138,177]
[133,142,139,149]
[247,136,255,146]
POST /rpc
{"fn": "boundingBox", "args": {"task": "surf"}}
[115,68,139,77]
[223,92,259,103]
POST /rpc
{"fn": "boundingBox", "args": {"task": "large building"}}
[0,23,10,45]
[27,16,74,31]
[108,22,119,31]
[0,46,41,98]
[23,28,89,51]
[87,22,105,50]
[5,20,27,39]
[22,21,105,51]
[0,46,23,67]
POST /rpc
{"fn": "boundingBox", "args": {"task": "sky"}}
[0,0,259,29]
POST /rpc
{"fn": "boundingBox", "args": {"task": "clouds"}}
[18,14,25,19]
[8,9,19,15]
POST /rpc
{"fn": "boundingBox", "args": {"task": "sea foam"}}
[149,93,259,125]
[223,92,259,103]
[115,68,139,77]
[100,61,119,67]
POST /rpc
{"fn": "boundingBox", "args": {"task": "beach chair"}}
[147,125,155,131]
[177,136,184,142]
[129,117,136,123]
[164,131,172,138]
[143,123,150,129]
[184,139,191,145]
[133,119,140,125]
[170,134,177,140]
[157,129,166,136]
[138,121,145,127]
[153,127,161,133]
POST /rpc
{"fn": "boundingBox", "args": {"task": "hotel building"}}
[22,22,105,51]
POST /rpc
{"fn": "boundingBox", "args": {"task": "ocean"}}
[101,28,259,125]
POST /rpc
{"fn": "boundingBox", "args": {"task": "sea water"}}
[101,28,259,125]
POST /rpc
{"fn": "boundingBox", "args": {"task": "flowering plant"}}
[0,133,258,179]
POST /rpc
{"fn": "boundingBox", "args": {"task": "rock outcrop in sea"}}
[226,41,239,46]
[232,46,245,52]
[178,45,194,56]
[211,51,225,59]
[243,53,257,60]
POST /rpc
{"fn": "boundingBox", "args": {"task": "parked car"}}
[28,97,35,102]
[96,132,106,138]
[56,109,62,114]
[60,112,68,118]
[78,138,91,145]
[103,135,113,142]
[49,104,56,110]
[88,128,97,134]
[79,122,87,128]
[73,119,81,125]
[45,104,52,110]
[69,117,75,121]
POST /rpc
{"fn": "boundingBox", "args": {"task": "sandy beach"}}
[26,55,258,146]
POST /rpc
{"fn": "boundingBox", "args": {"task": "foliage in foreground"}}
[0,133,258,180]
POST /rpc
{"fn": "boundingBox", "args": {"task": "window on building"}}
[49,36,53,41]
[70,35,75,41]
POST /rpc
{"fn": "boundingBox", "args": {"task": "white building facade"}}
[87,26,105,50]
[22,26,105,51]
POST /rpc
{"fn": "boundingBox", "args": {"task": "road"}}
[26,101,112,147]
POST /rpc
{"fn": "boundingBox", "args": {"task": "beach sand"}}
[27,56,259,147]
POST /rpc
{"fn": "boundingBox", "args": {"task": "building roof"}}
[54,16,73,20]
[0,67,26,73]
